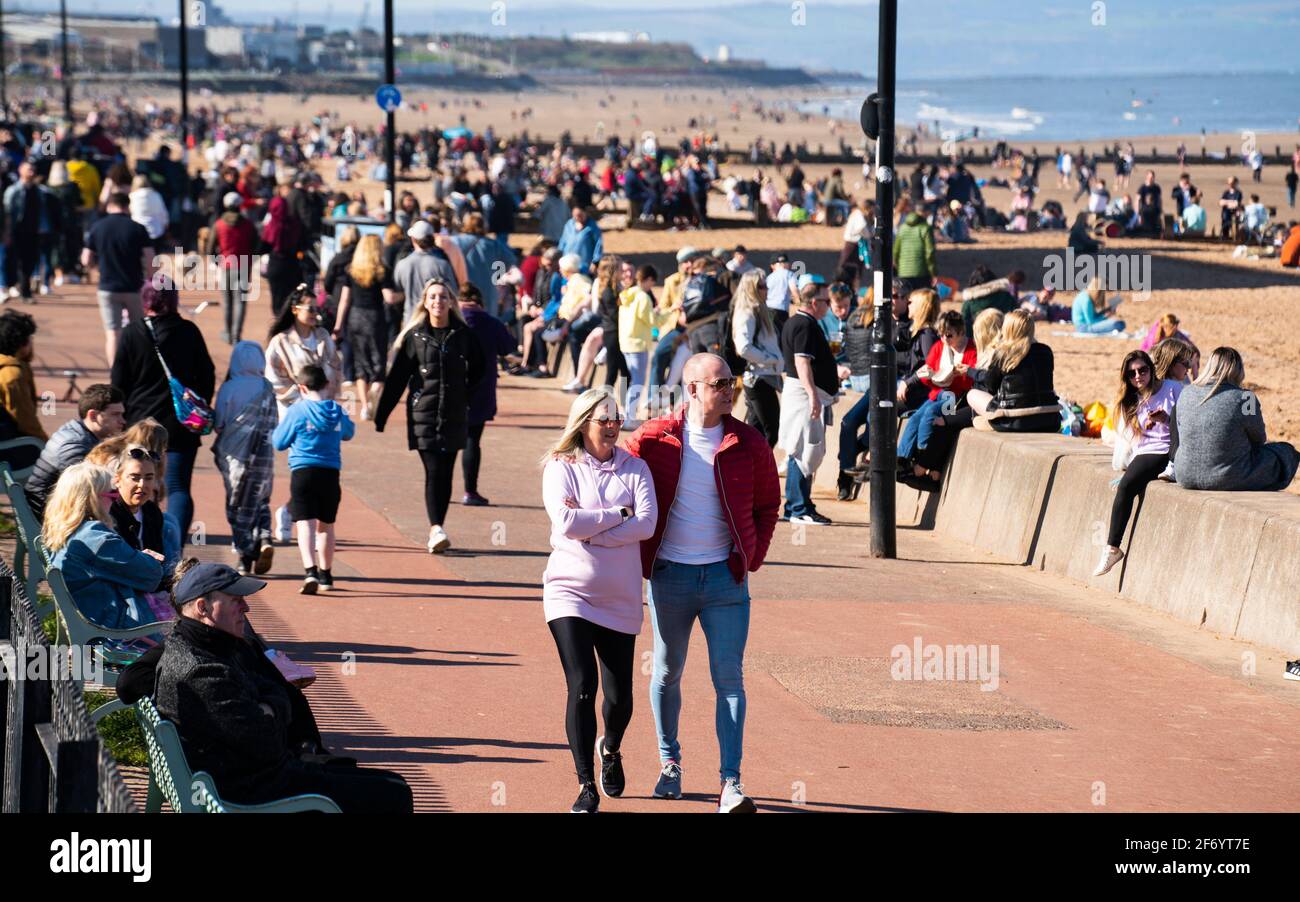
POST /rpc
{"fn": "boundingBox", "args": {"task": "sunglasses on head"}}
[127,447,161,462]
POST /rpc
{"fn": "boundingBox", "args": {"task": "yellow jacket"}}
[0,354,48,441]
[618,287,676,353]
[67,160,101,210]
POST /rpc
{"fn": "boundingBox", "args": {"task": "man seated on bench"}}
[24,383,125,520]
[151,560,414,813]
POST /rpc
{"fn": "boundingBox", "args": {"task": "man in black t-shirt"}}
[83,192,154,366]
[1220,176,1244,239]
[779,279,848,525]
[1136,170,1162,234]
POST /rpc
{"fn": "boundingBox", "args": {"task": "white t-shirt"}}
[657,422,733,565]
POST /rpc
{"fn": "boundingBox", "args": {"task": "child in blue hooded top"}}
[272,363,355,594]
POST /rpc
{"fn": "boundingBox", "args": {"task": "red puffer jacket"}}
[624,411,780,584]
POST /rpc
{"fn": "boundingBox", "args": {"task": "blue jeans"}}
[165,447,198,543]
[648,559,750,782]
[898,395,949,459]
[1075,318,1125,334]
[838,392,871,471]
[785,457,814,519]
[624,350,648,415]
[648,328,681,392]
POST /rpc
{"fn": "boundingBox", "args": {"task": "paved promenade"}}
[14,280,1300,812]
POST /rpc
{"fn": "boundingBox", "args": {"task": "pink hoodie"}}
[541,447,658,635]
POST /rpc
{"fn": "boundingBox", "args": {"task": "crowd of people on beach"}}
[0,91,1298,815]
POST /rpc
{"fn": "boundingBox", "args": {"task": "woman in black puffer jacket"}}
[374,277,485,554]
[964,310,1059,432]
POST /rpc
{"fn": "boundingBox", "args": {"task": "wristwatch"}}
[619,507,632,520]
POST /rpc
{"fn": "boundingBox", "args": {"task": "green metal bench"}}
[0,436,44,483]
[44,565,169,723]
[135,696,342,813]
[2,464,53,618]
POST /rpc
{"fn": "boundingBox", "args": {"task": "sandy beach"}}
[95,85,1300,487]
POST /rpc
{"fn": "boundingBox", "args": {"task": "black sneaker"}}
[1286,660,1300,682]
[237,556,255,576]
[791,512,833,525]
[596,735,625,798]
[318,569,334,592]
[301,567,319,595]
[570,781,599,813]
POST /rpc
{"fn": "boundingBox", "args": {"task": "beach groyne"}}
[813,395,1300,655]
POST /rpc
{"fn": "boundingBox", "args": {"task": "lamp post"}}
[863,0,898,559]
[60,0,71,121]
[178,0,190,154]
[383,0,396,223]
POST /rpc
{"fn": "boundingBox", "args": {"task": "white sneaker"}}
[39,284,50,296]
[427,525,450,554]
[561,378,584,393]
[1092,546,1124,577]
[54,274,63,287]
[6,287,18,299]
[718,778,756,814]
[594,348,608,366]
[274,505,293,543]
[1156,461,1176,482]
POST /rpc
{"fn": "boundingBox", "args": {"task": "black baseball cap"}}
[174,562,266,607]
[773,252,790,263]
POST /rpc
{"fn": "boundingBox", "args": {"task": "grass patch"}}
[86,689,148,768]
[0,507,16,537]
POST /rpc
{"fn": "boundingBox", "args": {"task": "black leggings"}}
[418,448,459,526]
[461,421,487,495]
[602,327,629,388]
[1107,452,1168,547]
[547,616,636,785]
[743,378,781,447]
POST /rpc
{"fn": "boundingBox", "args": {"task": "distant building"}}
[244,26,300,69]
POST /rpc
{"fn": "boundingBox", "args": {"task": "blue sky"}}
[19,0,1300,76]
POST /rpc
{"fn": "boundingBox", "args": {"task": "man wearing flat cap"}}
[153,560,413,812]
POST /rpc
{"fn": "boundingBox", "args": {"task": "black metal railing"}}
[0,559,136,813]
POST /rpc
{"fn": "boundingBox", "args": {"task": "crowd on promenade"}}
[0,97,1297,815]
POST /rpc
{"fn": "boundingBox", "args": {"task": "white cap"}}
[408,220,434,241]
[223,192,243,210]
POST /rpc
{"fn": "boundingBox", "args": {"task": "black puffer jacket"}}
[25,418,97,519]
[375,318,486,452]
[111,313,216,454]
[985,342,1059,433]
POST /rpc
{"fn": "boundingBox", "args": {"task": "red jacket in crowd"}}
[624,410,780,584]
[920,339,979,402]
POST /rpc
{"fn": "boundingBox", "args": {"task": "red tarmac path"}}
[17,280,1300,812]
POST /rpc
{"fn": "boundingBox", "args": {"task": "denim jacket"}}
[51,519,165,629]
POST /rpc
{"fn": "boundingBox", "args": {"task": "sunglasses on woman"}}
[127,447,162,462]
[1127,365,1150,379]
[589,416,624,427]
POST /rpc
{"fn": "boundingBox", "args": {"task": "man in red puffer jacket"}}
[623,352,779,814]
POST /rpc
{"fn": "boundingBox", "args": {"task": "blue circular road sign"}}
[376,84,402,113]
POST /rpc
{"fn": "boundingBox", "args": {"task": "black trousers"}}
[266,253,301,318]
[547,616,636,785]
[602,327,629,387]
[12,233,42,299]
[1107,452,1168,547]
[418,448,459,526]
[743,378,781,447]
[263,760,413,814]
[461,421,487,495]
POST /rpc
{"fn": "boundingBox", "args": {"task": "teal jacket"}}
[51,519,164,629]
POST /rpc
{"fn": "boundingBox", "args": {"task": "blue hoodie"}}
[271,397,355,470]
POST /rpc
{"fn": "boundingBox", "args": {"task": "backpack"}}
[682,273,727,324]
